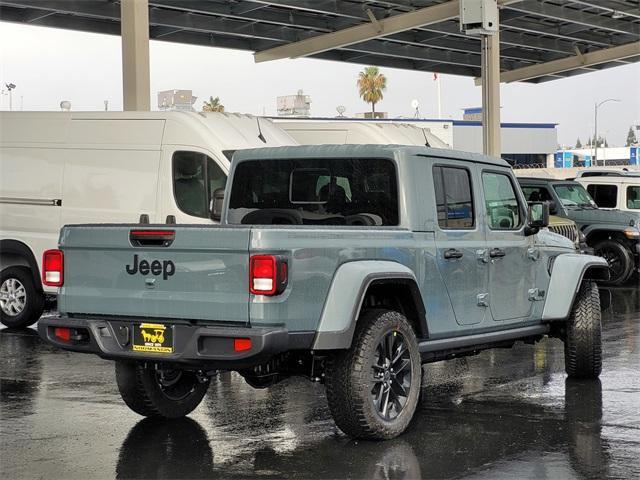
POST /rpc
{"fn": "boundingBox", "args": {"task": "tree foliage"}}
[357,66,387,115]
[575,137,582,148]
[202,96,225,112]
[626,126,638,146]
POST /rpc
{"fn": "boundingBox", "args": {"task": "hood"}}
[535,229,576,250]
[567,207,640,228]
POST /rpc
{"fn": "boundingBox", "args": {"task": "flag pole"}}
[435,73,442,118]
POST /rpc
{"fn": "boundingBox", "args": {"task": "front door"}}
[481,170,536,321]
[432,163,490,326]
[161,148,228,224]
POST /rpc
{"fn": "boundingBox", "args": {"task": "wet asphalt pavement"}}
[1,286,639,480]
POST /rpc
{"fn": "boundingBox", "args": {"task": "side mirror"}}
[210,188,225,222]
[525,201,549,236]
[547,200,558,215]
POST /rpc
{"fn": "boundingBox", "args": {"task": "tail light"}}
[43,249,64,287]
[249,255,288,295]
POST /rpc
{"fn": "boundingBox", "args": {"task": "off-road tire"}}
[115,361,210,418]
[564,281,602,379]
[594,239,634,286]
[0,267,44,328]
[325,308,421,440]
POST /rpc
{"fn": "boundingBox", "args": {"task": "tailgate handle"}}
[129,230,175,247]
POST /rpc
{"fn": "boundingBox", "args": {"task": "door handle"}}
[489,248,506,258]
[444,248,464,259]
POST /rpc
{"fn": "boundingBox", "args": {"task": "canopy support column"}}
[481,31,501,157]
[121,0,150,111]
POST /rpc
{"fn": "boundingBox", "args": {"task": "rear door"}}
[432,162,489,326]
[59,225,250,323]
[481,170,536,322]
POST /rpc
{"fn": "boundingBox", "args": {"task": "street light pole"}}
[594,98,620,166]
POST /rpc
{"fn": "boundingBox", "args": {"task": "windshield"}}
[553,183,597,207]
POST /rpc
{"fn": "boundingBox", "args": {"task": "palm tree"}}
[202,96,225,112]
[357,66,387,116]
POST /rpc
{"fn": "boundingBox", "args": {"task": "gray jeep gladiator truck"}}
[517,177,640,285]
[39,145,608,440]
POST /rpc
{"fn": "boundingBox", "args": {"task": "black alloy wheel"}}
[594,239,633,286]
[371,330,413,421]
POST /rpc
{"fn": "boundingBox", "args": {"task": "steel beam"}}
[476,42,640,84]
[254,0,461,62]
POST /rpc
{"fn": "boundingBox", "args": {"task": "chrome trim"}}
[0,197,62,206]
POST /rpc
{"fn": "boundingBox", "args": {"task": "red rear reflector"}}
[42,249,64,287]
[234,338,252,352]
[54,327,71,342]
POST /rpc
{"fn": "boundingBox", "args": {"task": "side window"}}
[586,184,617,208]
[173,152,226,219]
[482,172,522,230]
[433,166,474,229]
[627,186,640,209]
[207,158,226,195]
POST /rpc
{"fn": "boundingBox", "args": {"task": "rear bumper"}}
[37,315,313,369]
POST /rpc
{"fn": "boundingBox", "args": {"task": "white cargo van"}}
[273,119,449,148]
[0,111,296,327]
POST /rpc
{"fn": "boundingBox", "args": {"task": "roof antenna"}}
[256,116,266,144]
[422,128,431,147]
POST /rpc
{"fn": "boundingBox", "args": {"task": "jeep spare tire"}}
[325,309,421,440]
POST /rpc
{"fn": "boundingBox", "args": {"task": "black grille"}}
[549,224,578,243]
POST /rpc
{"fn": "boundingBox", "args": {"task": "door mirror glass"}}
[210,188,225,222]
[528,201,549,228]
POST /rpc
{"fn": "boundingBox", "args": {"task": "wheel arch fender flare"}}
[542,254,608,321]
[0,240,43,292]
[582,225,630,242]
[312,261,426,350]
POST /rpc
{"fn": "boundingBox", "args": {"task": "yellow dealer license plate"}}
[133,323,173,354]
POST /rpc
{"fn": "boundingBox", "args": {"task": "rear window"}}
[227,158,398,226]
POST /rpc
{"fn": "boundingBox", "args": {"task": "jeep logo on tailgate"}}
[126,255,175,280]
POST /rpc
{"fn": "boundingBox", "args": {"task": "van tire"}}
[115,362,210,418]
[325,309,421,440]
[594,239,633,286]
[0,267,44,328]
[564,281,602,379]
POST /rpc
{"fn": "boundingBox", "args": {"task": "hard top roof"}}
[576,175,640,184]
[517,176,581,184]
[232,144,510,167]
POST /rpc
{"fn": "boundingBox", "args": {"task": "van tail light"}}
[43,249,64,287]
[249,255,288,296]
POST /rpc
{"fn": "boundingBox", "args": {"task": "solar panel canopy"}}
[1,0,638,82]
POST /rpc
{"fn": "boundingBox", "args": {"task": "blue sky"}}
[1,21,638,147]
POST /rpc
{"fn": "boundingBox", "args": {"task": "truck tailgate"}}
[57,225,251,323]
